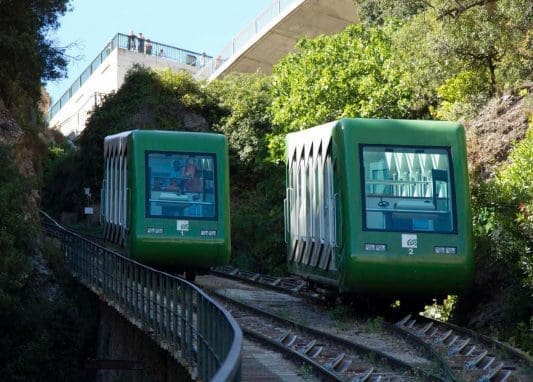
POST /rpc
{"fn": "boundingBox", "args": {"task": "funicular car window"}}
[361,145,455,233]
[146,152,217,219]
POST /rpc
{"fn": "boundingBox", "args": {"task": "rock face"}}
[0,99,41,222]
[0,102,24,145]
[465,85,532,180]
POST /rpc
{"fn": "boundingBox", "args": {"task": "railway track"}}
[209,266,533,382]
[213,290,442,382]
[210,265,320,299]
[395,314,532,382]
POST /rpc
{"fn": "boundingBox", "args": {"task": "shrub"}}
[468,125,532,352]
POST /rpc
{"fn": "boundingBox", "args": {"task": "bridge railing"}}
[40,211,241,382]
[196,0,299,79]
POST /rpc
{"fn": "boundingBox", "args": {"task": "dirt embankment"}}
[465,84,532,180]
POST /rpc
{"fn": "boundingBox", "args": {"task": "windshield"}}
[361,145,455,233]
[146,151,217,220]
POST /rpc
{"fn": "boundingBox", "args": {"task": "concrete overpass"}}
[198,0,358,80]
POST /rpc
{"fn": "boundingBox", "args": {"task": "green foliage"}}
[468,126,533,352]
[423,295,457,321]
[296,363,314,380]
[0,147,97,380]
[41,141,81,216]
[271,22,413,135]
[228,153,286,273]
[0,0,70,107]
[0,145,34,309]
[356,0,428,25]
[474,127,533,286]
[391,0,532,120]
[365,316,385,332]
[207,73,286,273]
[0,239,98,381]
[329,304,354,321]
[435,71,491,120]
[208,73,275,167]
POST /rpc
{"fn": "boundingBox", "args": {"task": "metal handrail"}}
[48,33,212,122]
[40,210,241,381]
[196,0,300,78]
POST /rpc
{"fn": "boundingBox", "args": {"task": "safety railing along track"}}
[40,211,242,382]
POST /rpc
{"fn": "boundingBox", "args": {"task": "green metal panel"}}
[126,130,231,269]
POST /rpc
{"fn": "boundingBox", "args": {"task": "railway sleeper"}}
[337,359,353,373]
[432,329,453,345]
[445,334,460,347]
[416,322,433,336]
[464,344,477,356]
[448,338,470,356]
[300,339,317,355]
[309,345,323,358]
[465,349,488,369]
[277,331,291,343]
[492,368,512,382]
[479,361,504,381]
[448,355,479,368]
[396,314,412,327]
[349,366,374,382]
[479,356,496,370]
[324,352,345,370]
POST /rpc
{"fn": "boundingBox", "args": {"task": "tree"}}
[356,0,428,25]
[207,73,287,272]
[269,22,415,161]
[0,0,70,109]
[467,126,533,352]
[208,72,275,169]
[391,0,532,120]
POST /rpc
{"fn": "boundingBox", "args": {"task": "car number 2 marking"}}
[408,248,415,255]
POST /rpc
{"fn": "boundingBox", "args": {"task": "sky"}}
[45,0,273,104]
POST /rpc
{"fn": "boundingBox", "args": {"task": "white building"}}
[48,34,208,137]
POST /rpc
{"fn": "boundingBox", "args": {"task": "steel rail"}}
[210,265,533,382]
[210,265,321,299]
[396,314,533,382]
[213,290,445,382]
[210,265,457,380]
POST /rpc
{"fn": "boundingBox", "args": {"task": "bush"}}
[467,126,533,352]
[208,73,286,273]
[0,145,34,310]
[434,71,491,121]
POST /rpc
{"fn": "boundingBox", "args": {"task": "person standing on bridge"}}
[145,39,153,55]
[127,31,136,51]
[137,32,145,53]
[199,52,206,67]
